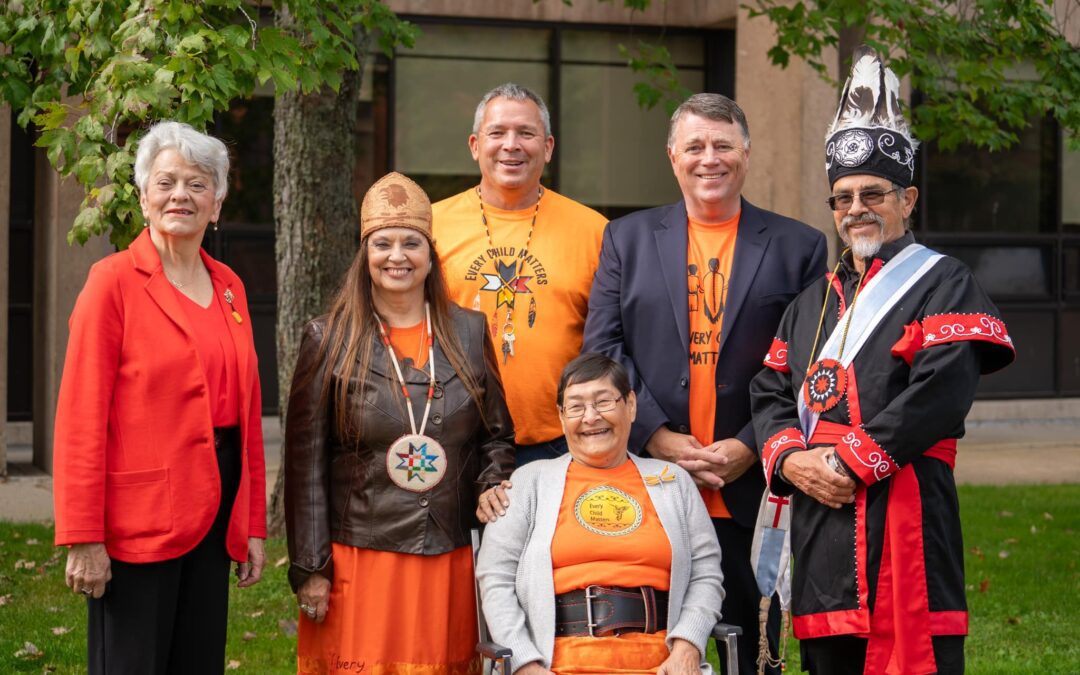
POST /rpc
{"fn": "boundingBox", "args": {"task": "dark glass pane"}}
[1060,310,1080,394]
[224,235,276,299]
[250,305,279,415]
[977,309,1053,396]
[1065,245,1080,298]
[214,98,275,227]
[7,113,34,420]
[8,228,33,304]
[923,115,1054,233]
[931,245,1051,298]
[6,308,33,420]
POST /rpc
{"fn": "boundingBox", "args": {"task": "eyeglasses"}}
[827,187,902,211]
[560,396,624,418]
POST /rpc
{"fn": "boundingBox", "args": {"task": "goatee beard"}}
[841,213,886,262]
[850,237,883,260]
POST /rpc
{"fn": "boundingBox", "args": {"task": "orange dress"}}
[549,460,674,674]
[295,323,480,675]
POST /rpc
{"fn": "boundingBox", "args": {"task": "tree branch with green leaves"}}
[745,0,1080,150]
[0,0,416,248]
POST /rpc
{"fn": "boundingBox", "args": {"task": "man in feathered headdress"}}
[750,48,1016,674]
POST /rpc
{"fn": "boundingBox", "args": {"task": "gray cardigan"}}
[476,453,724,672]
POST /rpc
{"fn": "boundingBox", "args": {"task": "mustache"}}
[841,212,886,230]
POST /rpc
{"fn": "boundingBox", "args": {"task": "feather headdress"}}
[825,47,918,188]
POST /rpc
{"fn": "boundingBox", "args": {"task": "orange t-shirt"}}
[433,188,607,445]
[687,213,739,518]
[551,460,672,594]
[385,320,429,369]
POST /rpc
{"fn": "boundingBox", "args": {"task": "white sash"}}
[796,243,943,439]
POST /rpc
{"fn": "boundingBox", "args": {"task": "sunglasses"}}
[827,187,902,211]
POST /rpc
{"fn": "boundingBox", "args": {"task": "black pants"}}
[800,634,965,674]
[713,518,781,675]
[514,435,569,467]
[88,427,241,675]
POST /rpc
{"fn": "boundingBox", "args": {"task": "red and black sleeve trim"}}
[922,313,1014,352]
[834,425,897,485]
[763,338,791,373]
[762,427,806,489]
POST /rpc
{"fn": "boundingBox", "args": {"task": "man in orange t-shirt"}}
[433,83,606,465]
[584,94,826,673]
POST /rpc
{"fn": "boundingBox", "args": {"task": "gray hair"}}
[134,121,230,201]
[667,94,751,149]
[472,83,552,138]
[893,181,915,229]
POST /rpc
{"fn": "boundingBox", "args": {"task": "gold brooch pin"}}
[644,465,676,486]
[223,288,243,324]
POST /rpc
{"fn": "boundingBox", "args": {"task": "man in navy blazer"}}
[583,94,826,674]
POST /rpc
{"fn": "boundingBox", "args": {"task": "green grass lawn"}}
[2,484,1077,673]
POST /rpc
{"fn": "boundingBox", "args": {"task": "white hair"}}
[134,121,230,201]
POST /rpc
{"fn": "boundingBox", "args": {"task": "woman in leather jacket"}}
[284,172,515,674]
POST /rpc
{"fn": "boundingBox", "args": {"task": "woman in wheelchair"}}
[477,352,724,674]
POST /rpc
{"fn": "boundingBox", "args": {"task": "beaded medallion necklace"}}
[475,186,542,364]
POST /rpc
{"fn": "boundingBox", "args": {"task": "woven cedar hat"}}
[360,172,432,240]
[825,47,919,188]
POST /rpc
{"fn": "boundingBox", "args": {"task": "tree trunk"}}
[267,11,368,536]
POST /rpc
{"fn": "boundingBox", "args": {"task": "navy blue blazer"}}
[583,197,827,526]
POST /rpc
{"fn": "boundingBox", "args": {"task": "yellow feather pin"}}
[644,465,676,486]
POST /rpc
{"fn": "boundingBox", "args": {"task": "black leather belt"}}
[554,585,668,637]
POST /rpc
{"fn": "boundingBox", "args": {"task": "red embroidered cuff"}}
[922,313,1014,352]
[763,338,791,373]
[762,427,806,488]
[834,426,897,484]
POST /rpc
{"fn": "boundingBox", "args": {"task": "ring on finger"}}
[80,587,93,595]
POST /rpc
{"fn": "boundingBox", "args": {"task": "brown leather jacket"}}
[284,305,515,591]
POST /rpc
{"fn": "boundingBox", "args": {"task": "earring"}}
[212,221,219,232]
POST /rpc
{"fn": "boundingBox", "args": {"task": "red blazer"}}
[53,229,267,564]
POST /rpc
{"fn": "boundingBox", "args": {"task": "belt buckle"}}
[584,585,600,637]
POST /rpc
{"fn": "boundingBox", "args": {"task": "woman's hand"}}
[656,638,701,675]
[514,662,555,675]
[477,480,513,524]
[237,537,266,588]
[65,543,111,599]
[297,572,332,623]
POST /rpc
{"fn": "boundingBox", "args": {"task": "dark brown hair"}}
[556,352,632,406]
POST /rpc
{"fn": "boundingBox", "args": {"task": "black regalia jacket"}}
[750,232,1014,673]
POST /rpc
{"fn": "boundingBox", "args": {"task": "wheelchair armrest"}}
[476,640,513,661]
[711,622,743,639]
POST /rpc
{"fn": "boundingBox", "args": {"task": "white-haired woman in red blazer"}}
[53,121,266,674]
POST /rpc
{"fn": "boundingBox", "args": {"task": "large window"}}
[392,19,727,214]
[210,98,279,414]
[6,115,34,421]
[918,118,1079,397]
